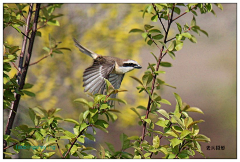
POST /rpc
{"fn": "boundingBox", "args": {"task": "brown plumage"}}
[73,38,141,99]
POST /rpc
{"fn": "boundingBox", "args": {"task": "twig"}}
[10,62,22,74]
[147,35,161,49]
[29,49,52,66]
[63,127,88,158]
[152,3,167,33]
[172,5,198,22]
[4,130,37,150]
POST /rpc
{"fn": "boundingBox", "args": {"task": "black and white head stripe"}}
[123,60,142,69]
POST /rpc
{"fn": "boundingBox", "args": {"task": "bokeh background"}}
[3,3,236,158]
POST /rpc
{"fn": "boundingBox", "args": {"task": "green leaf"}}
[93,124,108,133]
[174,7,181,14]
[141,32,148,39]
[127,136,140,140]
[175,42,183,51]
[85,133,95,141]
[152,135,160,148]
[172,115,184,129]
[94,94,105,103]
[176,22,182,33]
[130,108,141,119]
[74,98,91,108]
[77,135,85,143]
[199,28,208,37]
[105,142,115,153]
[22,90,35,97]
[83,110,89,120]
[152,34,164,40]
[100,103,108,110]
[42,7,49,19]
[43,140,57,148]
[32,107,46,116]
[80,122,88,132]
[144,24,154,31]
[95,120,109,128]
[191,16,196,27]
[151,15,158,22]
[147,40,153,46]
[47,20,60,26]
[189,35,197,43]
[157,109,169,119]
[108,98,127,104]
[174,93,182,110]
[43,46,50,52]
[181,32,192,39]
[167,41,175,51]
[120,133,131,150]
[214,3,223,10]
[64,118,79,125]
[180,130,192,139]
[130,76,143,85]
[160,99,171,105]
[170,138,182,148]
[64,130,76,138]
[185,107,204,114]
[160,62,172,67]
[23,83,33,89]
[187,120,205,129]
[155,119,166,128]
[143,118,151,124]
[149,29,161,34]
[129,28,144,33]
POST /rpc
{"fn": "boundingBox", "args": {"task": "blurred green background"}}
[3,4,236,158]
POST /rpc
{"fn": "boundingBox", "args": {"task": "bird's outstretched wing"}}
[107,74,125,99]
[83,61,115,94]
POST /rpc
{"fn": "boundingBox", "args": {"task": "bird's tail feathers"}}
[73,38,98,59]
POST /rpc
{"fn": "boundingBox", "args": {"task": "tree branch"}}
[152,3,167,33]
[172,5,197,22]
[29,49,52,66]
[141,4,176,145]
[4,3,41,158]
[63,127,88,158]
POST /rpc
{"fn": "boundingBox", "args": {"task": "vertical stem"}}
[140,4,175,144]
[4,3,41,158]
[5,3,33,136]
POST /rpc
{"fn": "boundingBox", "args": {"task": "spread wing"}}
[107,74,125,101]
[83,62,115,94]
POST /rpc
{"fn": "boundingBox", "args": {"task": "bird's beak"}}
[134,65,142,69]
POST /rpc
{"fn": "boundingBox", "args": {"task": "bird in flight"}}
[73,38,142,99]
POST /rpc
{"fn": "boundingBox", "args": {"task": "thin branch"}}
[172,5,198,22]
[141,4,176,145]
[4,130,37,150]
[152,3,167,33]
[63,127,88,158]
[5,4,41,155]
[29,49,52,66]
[10,62,22,74]
[148,35,161,49]
[5,2,34,136]
[21,31,31,40]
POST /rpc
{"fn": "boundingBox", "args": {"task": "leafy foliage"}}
[4,3,222,159]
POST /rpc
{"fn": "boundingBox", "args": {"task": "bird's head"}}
[115,59,142,74]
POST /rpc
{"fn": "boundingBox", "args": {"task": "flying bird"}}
[73,38,142,99]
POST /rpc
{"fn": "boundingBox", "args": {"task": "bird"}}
[73,38,142,100]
